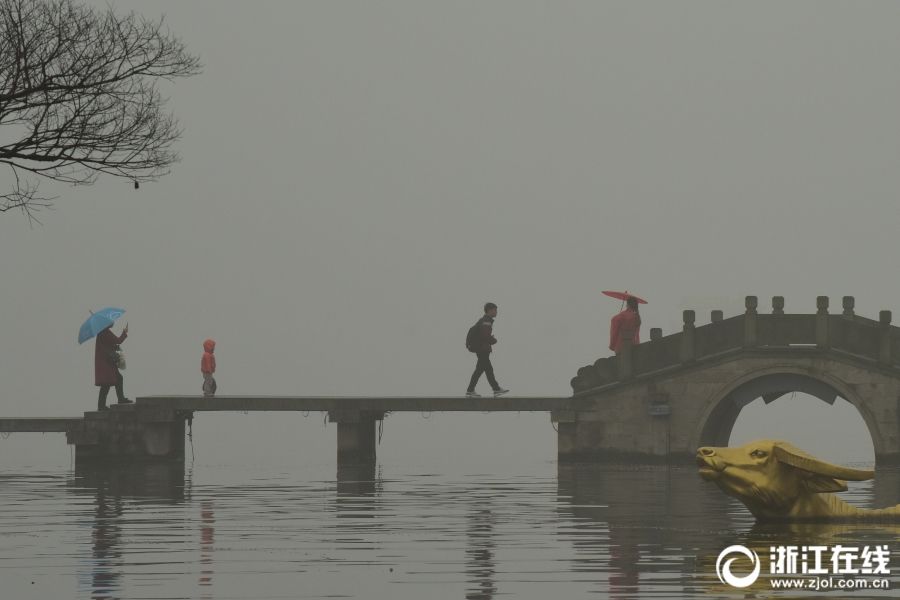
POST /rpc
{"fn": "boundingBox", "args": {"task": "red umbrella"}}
[602,290,648,304]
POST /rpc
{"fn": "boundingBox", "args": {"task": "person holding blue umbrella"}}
[79,308,131,411]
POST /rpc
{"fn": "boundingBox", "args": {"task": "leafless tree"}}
[0,0,201,220]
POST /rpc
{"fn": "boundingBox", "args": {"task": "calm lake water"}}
[0,414,897,599]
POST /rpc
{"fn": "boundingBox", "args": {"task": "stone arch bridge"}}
[558,296,900,464]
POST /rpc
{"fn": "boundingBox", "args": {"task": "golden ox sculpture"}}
[697,440,900,521]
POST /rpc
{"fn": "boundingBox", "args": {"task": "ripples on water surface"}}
[0,415,897,599]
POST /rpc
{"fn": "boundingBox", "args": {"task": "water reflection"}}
[2,459,890,600]
[559,464,729,598]
[89,482,123,600]
[333,463,385,562]
[465,505,497,600]
[199,500,215,596]
[70,463,187,600]
[336,463,378,498]
[557,462,900,598]
[71,462,187,501]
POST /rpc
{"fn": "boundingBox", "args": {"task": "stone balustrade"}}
[572,296,899,393]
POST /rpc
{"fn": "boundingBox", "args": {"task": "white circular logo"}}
[716,544,761,588]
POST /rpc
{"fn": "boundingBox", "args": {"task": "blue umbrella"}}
[78,307,126,344]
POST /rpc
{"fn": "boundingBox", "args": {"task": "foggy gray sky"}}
[2,0,898,463]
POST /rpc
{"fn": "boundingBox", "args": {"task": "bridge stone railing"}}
[572,296,898,393]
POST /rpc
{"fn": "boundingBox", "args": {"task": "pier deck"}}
[0,397,573,465]
[0,418,84,433]
[135,395,571,412]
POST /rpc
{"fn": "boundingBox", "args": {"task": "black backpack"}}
[465,320,481,353]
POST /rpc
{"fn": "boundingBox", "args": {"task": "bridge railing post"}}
[771,296,784,315]
[743,296,758,347]
[843,296,855,317]
[879,310,892,365]
[680,310,696,362]
[816,296,830,348]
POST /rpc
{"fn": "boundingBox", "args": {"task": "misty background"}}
[3,0,898,466]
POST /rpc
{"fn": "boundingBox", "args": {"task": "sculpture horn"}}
[774,442,874,481]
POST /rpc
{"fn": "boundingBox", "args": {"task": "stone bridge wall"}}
[560,297,900,464]
[573,296,899,392]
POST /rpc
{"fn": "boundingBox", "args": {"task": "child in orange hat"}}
[201,339,217,397]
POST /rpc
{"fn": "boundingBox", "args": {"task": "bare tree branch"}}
[0,0,201,219]
[0,164,54,225]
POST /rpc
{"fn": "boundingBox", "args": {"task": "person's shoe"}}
[493,388,510,397]
[97,405,108,412]
[465,391,481,398]
[117,398,133,404]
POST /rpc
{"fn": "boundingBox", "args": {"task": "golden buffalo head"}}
[696,440,874,520]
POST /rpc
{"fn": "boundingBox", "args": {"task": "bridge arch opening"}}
[698,373,876,464]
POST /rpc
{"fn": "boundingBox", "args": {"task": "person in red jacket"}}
[95,323,130,411]
[609,296,641,353]
[201,339,217,397]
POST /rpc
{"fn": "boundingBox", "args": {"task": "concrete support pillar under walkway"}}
[328,410,385,466]
[66,406,187,463]
[552,410,579,461]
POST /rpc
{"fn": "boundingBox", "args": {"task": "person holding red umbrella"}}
[604,291,645,354]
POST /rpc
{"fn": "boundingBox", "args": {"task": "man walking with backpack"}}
[465,302,509,398]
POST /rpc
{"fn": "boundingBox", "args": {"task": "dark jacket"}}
[472,315,498,354]
[94,327,127,386]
